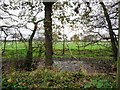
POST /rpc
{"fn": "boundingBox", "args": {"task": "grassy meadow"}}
[1,41,112,59]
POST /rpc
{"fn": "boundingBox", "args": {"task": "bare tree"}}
[75,1,118,61]
[117,1,120,89]
[100,1,118,61]
[25,19,43,70]
[1,28,8,55]
[0,0,44,70]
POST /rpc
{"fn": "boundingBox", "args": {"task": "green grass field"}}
[1,41,112,59]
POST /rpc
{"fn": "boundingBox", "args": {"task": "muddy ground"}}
[2,57,116,74]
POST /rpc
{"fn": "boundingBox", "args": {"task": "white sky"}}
[0,0,118,40]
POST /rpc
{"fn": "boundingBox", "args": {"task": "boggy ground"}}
[38,57,116,74]
[2,57,116,75]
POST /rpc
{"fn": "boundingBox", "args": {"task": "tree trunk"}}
[43,2,54,67]
[2,37,7,55]
[117,1,120,89]
[25,23,37,70]
[100,2,117,61]
[62,35,65,55]
[15,37,18,59]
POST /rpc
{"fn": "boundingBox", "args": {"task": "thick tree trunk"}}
[117,1,120,89]
[25,23,37,70]
[43,2,54,67]
[100,2,117,61]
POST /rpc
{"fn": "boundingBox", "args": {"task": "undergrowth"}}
[2,68,116,90]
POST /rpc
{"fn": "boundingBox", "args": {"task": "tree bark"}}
[43,2,54,67]
[2,37,7,55]
[25,23,37,70]
[62,35,65,55]
[117,1,120,89]
[100,2,117,61]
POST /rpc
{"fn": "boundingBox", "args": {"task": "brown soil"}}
[2,58,116,74]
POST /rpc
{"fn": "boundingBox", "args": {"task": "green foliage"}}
[2,69,116,89]
[2,71,35,90]
[2,77,29,90]
[2,49,27,59]
[2,69,85,89]
[84,78,116,89]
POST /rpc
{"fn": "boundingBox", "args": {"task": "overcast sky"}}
[0,0,118,40]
